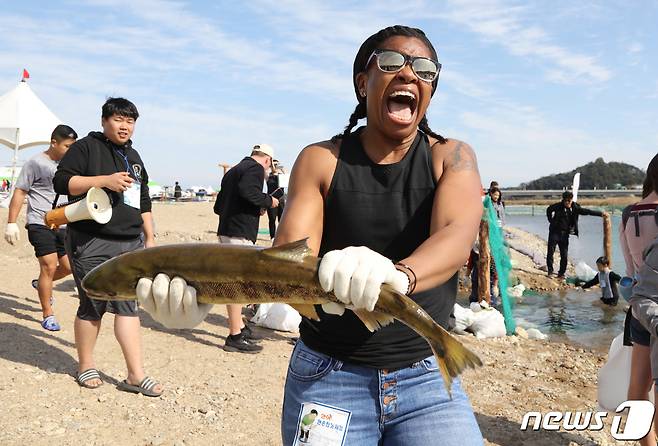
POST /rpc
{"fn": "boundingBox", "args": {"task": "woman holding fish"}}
[129,25,484,444]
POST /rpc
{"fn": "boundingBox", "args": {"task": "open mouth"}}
[386,90,417,123]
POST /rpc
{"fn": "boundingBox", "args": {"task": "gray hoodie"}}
[629,235,658,375]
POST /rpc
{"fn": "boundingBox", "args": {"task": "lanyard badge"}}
[115,149,142,209]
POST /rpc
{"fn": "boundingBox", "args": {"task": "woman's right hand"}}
[103,172,134,192]
[136,274,213,329]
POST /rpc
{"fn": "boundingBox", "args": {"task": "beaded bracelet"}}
[395,262,417,295]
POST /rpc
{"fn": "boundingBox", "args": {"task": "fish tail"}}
[428,330,483,399]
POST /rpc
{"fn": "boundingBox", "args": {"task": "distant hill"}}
[519,158,645,189]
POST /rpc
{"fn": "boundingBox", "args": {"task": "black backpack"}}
[622,203,658,237]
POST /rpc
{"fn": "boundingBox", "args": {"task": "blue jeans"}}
[281,340,483,445]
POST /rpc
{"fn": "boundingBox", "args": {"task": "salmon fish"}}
[82,239,482,394]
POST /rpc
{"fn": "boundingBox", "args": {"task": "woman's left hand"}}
[318,246,409,312]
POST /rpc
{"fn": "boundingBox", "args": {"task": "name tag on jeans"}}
[293,402,351,445]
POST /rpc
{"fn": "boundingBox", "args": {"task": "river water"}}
[494,207,627,351]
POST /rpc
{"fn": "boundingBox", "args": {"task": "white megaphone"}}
[44,187,112,229]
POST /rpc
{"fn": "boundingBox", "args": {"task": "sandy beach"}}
[0,202,632,445]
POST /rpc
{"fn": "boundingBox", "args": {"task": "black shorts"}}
[630,314,651,347]
[66,229,142,321]
[27,224,67,258]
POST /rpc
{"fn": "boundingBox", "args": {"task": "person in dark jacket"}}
[546,191,608,278]
[212,144,279,353]
[53,97,162,396]
[581,256,621,305]
[173,181,182,200]
[266,160,285,239]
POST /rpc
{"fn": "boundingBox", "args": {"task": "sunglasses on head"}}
[366,49,441,83]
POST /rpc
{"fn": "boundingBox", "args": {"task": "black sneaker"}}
[224,333,263,354]
[241,324,265,341]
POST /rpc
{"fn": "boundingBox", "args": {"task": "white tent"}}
[0,78,61,206]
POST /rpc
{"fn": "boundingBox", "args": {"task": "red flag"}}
[22,69,30,80]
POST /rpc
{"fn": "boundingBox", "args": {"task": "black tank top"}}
[300,128,458,369]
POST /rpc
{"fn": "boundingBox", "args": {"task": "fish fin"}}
[428,326,483,399]
[290,304,320,321]
[352,309,395,332]
[261,239,312,263]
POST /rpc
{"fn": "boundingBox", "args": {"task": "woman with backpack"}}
[620,153,658,446]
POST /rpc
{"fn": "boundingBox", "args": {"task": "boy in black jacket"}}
[581,256,621,306]
[53,98,162,396]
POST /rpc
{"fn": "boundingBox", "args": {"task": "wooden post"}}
[603,213,612,262]
[218,163,231,176]
[478,219,491,304]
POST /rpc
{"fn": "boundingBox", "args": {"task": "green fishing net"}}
[483,196,516,334]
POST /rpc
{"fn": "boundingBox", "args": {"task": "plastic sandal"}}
[117,376,162,397]
[77,368,103,389]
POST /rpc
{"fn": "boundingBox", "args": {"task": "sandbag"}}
[251,303,301,333]
[507,284,526,298]
[453,303,474,334]
[470,307,507,339]
[526,328,547,340]
[575,261,597,282]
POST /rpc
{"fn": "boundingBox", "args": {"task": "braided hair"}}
[333,25,447,144]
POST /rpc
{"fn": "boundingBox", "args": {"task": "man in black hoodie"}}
[546,191,608,279]
[53,98,161,396]
[213,144,279,353]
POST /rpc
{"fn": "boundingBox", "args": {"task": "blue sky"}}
[0,0,656,188]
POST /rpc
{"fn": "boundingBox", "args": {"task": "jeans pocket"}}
[288,342,337,382]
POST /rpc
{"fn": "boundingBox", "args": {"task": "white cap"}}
[253,143,274,159]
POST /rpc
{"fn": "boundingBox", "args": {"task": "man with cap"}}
[213,144,279,353]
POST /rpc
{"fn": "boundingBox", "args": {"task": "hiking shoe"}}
[224,334,263,353]
[241,324,264,341]
[41,315,61,331]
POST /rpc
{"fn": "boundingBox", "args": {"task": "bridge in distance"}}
[501,189,642,199]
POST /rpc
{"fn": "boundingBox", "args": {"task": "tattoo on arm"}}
[447,142,477,172]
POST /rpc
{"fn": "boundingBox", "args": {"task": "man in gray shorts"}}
[4,125,77,331]
[630,235,658,440]
[53,97,162,396]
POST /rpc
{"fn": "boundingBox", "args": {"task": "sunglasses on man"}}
[366,49,441,83]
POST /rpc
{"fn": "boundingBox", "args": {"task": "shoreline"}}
[0,202,622,445]
[505,195,639,207]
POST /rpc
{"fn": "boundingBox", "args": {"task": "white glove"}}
[136,274,212,329]
[318,246,409,312]
[4,223,19,244]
